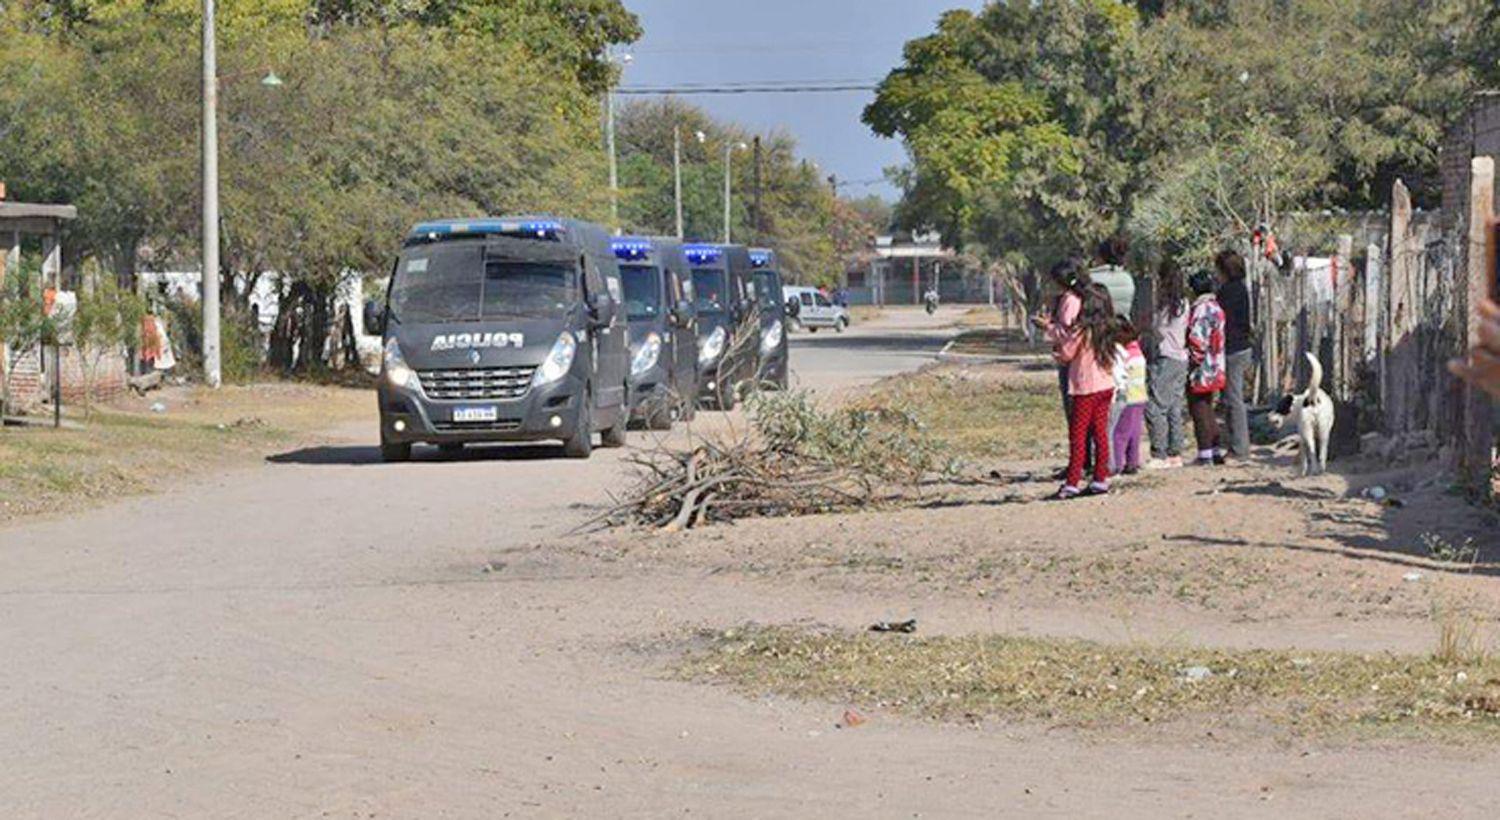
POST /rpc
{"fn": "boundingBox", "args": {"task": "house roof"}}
[0,202,78,221]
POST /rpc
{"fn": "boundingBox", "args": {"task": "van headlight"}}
[631,332,662,377]
[760,321,783,355]
[698,326,726,365]
[383,338,418,390]
[532,332,578,387]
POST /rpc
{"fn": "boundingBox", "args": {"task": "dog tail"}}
[1305,352,1323,394]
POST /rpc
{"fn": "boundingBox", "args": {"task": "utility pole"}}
[752,136,762,244]
[673,125,684,240]
[606,88,619,233]
[723,142,733,244]
[605,50,631,236]
[201,0,221,388]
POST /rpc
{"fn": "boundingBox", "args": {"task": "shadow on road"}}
[267,443,572,466]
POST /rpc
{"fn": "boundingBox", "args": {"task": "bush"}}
[159,297,261,384]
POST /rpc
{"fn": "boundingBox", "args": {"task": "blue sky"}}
[618,0,986,202]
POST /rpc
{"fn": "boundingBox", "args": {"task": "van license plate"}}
[453,406,499,423]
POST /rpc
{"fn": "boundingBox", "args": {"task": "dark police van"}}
[613,236,698,429]
[367,216,630,461]
[748,248,791,391]
[685,243,755,410]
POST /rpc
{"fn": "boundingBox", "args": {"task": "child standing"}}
[1055,284,1119,499]
[1111,323,1148,475]
[1186,270,1227,465]
[1145,260,1190,469]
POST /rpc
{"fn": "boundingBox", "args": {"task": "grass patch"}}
[0,382,368,521]
[854,364,1062,460]
[945,328,1046,357]
[683,625,1500,738]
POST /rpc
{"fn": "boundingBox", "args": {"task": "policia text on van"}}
[367,217,631,461]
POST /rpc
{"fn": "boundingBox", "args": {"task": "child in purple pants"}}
[1112,332,1148,475]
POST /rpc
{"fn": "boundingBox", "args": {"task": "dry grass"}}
[948,306,1008,329]
[682,625,1500,738]
[944,328,1048,358]
[849,306,884,324]
[0,382,369,522]
[854,363,1063,461]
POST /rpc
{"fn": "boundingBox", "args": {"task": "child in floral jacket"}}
[1186,270,1227,465]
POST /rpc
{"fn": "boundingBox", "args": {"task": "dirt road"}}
[2,308,1495,819]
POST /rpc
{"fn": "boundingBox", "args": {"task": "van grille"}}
[433,420,523,433]
[417,366,536,401]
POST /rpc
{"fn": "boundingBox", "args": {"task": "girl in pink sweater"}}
[1054,285,1120,499]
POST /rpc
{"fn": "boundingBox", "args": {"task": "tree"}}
[615,98,844,285]
[865,2,1146,269]
[0,264,54,417]
[71,273,146,414]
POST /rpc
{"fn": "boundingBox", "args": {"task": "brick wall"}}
[2,344,129,411]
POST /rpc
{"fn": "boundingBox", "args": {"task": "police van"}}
[748,248,791,390]
[685,243,755,410]
[367,217,630,461]
[613,236,699,429]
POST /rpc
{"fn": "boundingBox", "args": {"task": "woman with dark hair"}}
[1216,249,1254,460]
[1055,284,1121,497]
[1035,256,1095,418]
[1145,259,1190,469]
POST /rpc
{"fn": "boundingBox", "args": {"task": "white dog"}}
[1275,352,1335,476]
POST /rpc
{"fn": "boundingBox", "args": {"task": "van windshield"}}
[752,271,782,312]
[620,264,663,321]
[390,243,575,323]
[691,268,728,314]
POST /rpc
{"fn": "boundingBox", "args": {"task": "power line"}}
[616,84,879,96]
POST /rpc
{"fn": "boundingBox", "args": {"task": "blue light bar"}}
[749,249,775,268]
[611,237,655,260]
[408,219,564,242]
[683,244,723,265]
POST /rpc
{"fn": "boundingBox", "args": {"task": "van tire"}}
[601,408,628,448]
[380,440,412,463]
[807,327,819,334]
[563,390,594,459]
[646,404,674,431]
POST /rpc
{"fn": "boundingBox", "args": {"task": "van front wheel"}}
[601,407,628,448]
[563,391,594,459]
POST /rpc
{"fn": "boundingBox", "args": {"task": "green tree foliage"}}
[71,274,147,412]
[0,0,636,372]
[615,98,844,286]
[865,2,1145,267]
[875,0,1491,270]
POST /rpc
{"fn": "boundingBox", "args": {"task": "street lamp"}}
[605,51,633,235]
[723,141,748,244]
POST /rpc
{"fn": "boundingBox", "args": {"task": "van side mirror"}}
[588,295,616,329]
[363,299,386,336]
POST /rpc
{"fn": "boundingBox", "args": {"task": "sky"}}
[617,0,986,203]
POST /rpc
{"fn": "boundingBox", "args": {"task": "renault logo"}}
[468,349,482,365]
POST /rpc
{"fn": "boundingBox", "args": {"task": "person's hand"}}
[1449,298,1500,398]
[1031,313,1050,329]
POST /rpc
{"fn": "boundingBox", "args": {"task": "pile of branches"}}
[593,391,956,531]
